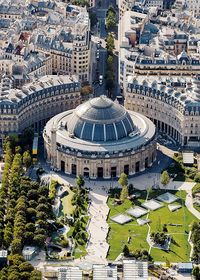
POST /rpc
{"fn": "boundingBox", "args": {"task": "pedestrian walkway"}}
[86,187,109,261]
[51,173,110,264]
[185,189,200,220]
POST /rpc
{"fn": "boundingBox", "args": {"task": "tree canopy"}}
[106,33,115,54]
[106,6,116,30]
[76,175,85,188]
[161,170,170,186]
[118,173,128,187]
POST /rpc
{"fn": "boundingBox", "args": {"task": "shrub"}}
[49,180,58,201]
[60,239,69,248]
[194,173,200,183]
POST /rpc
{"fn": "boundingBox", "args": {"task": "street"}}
[89,0,119,99]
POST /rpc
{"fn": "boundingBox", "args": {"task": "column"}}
[56,151,61,170]
[130,155,135,175]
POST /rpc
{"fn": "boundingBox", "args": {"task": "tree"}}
[30,270,42,280]
[36,204,49,213]
[194,173,200,183]
[76,175,85,189]
[21,127,34,150]
[24,231,34,243]
[161,170,170,187]
[118,173,128,188]
[8,254,25,266]
[23,151,32,169]
[123,244,130,257]
[3,222,13,247]
[107,55,113,69]
[193,266,200,280]
[120,185,129,201]
[71,0,89,6]
[20,272,31,280]
[25,223,35,232]
[11,238,22,254]
[106,75,115,92]
[33,234,46,247]
[106,7,116,30]
[8,271,21,280]
[106,33,115,54]
[163,224,168,233]
[27,190,38,201]
[19,261,34,273]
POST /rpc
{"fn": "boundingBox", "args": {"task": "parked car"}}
[96,50,99,60]
[99,75,103,85]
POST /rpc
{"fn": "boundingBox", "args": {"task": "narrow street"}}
[90,0,119,98]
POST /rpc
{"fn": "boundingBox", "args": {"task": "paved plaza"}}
[86,188,109,260]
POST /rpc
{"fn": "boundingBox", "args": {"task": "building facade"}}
[43,96,156,179]
[185,0,200,17]
[0,75,83,140]
[125,76,200,147]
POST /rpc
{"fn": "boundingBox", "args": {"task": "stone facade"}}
[125,76,200,147]
[46,140,157,179]
[0,75,85,139]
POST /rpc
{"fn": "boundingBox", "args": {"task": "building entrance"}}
[71,164,77,175]
[83,167,89,178]
[111,167,117,178]
[61,160,65,172]
[97,167,103,178]
[124,164,129,175]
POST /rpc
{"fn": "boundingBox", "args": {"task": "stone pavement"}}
[86,187,109,261]
[51,173,110,264]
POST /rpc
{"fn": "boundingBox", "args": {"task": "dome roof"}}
[67,96,135,142]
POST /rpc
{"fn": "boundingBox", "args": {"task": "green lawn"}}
[107,190,149,260]
[194,204,200,213]
[148,190,197,262]
[60,188,75,216]
[150,233,190,262]
[107,189,197,262]
[74,245,87,259]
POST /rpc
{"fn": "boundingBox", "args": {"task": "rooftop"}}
[44,97,156,155]
[67,96,135,142]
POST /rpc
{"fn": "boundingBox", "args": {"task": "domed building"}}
[43,96,157,179]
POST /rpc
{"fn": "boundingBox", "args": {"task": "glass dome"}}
[67,96,135,142]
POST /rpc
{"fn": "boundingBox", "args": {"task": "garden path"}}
[86,186,109,261]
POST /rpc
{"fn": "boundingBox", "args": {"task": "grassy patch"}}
[74,245,87,259]
[192,183,200,213]
[107,190,149,260]
[60,188,75,216]
[194,204,200,213]
[148,190,197,262]
[107,189,197,262]
[192,183,200,197]
[151,233,190,262]
[167,153,198,182]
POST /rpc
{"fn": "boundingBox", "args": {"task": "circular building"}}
[43,96,157,179]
